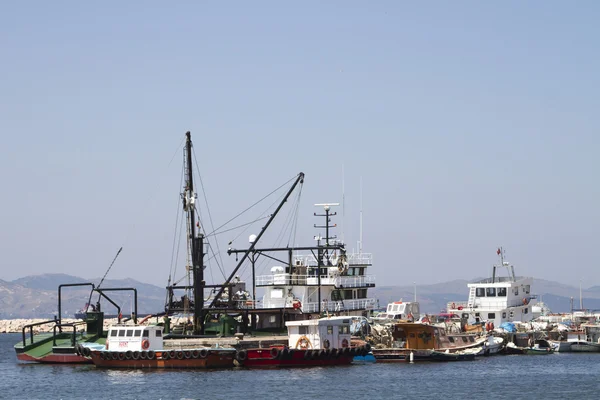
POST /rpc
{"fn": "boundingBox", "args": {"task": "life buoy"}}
[236,349,247,362]
[457,306,463,310]
[142,339,150,350]
[293,301,302,310]
[295,335,312,350]
[451,303,456,309]
[341,338,349,348]
[322,339,331,349]
[270,347,281,359]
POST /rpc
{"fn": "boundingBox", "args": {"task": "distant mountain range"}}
[1,274,598,319]
[0,274,165,319]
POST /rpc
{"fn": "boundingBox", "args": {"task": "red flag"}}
[496,248,501,255]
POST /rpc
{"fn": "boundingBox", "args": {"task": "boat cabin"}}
[285,316,352,350]
[373,301,420,322]
[391,322,481,351]
[105,325,163,352]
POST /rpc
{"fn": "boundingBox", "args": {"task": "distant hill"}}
[0,274,165,319]
[1,274,597,319]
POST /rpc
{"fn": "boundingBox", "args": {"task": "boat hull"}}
[570,342,600,352]
[89,349,236,369]
[238,347,354,367]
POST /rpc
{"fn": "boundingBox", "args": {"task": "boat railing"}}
[292,252,373,267]
[21,318,57,346]
[335,275,376,288]
[256,273,375,287]
[302,298,377,313]
[21,318,89,347]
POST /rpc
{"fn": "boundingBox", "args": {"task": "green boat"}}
[14,282,139,363]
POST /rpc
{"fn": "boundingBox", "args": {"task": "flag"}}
[496,248,501,255]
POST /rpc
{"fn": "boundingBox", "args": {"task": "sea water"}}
[2,333,600,400]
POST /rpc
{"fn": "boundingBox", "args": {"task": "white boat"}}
[371,300,420,322]
[447,247,538,328]
[482,335,504,355]
[254,203,377,323]
[569,340,600,352]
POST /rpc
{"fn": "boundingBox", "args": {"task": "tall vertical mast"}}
[183,131,205,334]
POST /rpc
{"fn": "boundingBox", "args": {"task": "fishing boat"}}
[447,247,539,328]
[371,321,486,362]
[235,316,367,367]
[82,325,235,369]
[161,132,377,337]
[14,280,139,363]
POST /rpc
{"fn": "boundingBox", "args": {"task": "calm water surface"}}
[2,333,599,399]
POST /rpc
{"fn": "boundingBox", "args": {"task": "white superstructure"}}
[447,248,538,327]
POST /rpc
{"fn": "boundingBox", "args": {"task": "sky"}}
[1,1,599,292]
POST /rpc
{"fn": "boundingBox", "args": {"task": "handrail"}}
[21,318,58,346]
[21,318,87,346]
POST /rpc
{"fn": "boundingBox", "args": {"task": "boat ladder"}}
[467,287,476,308]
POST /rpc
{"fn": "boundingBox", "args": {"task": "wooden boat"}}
[84,325,236,369]
[371,322,486,362]
[236,316,365,367]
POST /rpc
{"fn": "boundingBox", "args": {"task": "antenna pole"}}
[359,176,363,253]
[341,164,345,244]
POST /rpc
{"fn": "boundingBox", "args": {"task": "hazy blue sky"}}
[1,2,598,293]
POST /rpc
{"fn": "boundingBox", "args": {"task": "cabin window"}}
[448,337,455,343]
[271,289,283,299]
[462,313,469,319]
[143,330,149,338]
[502,312,507,318]
[462,337,468,343]
[497,288,507,297]
[110,330,118,337]
[327,326,333,335]
[486,288,496,297]
[156,330,162,337]
[488,313,496,319]
[118,330,126,337]
[340,325,349,334]
[469,337,475,343]
[126,330,133,337]
[514,288,519,295]
[524,285,530,294]
[476,288,485,297]
[475,313,480,317]
[299,326,308,335]
[134,330,141,337]
[509,311,514,318]
[269,316,276,323]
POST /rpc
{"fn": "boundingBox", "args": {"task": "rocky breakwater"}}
[0,318,122,334]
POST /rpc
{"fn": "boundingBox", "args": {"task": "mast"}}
[183,131,205,334]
